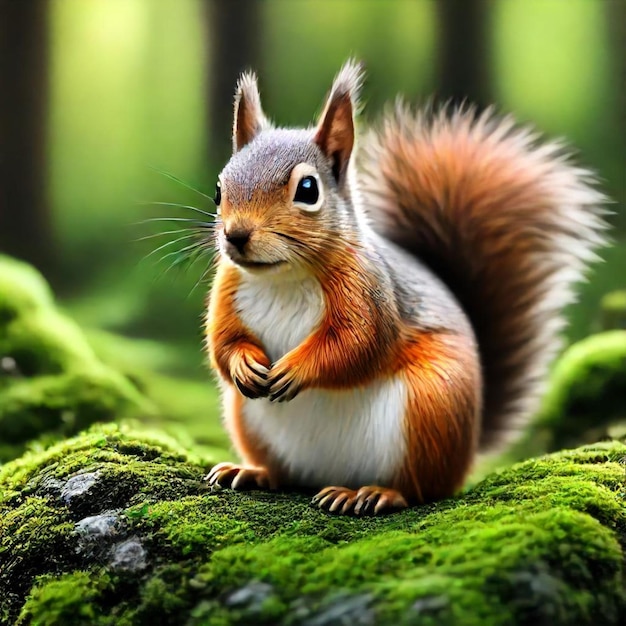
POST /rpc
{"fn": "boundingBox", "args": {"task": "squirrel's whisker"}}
[158,244,209,280]
[184,249,209,277]
[138,201,216,219]
[135,227,206,242]
[149,165,215,203]
[143,233,201,263]
[136,217,213,226]
[188,256,217,298]
[156,250,197,279]
[158,240,204,267]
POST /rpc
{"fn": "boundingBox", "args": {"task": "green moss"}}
[84,328,230,461]
[0,257,150,462]
[0,426,624,625]
[17,571,115,626]
[600,290,626,331]
[538,331,626,449]
[0,256,53,323]
[0,370,145,445]
[506,331,626,462]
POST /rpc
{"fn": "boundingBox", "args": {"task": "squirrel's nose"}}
[225,227,251,254]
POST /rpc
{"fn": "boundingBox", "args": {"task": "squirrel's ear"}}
[233,72,270,153]
[314,60,364,184]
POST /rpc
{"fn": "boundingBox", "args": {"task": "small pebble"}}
[61,472,100,504]
[110,538,147,572]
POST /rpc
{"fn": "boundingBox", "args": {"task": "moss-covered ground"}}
[0,256,150,462]
[0,255,229,464]
[2,257,626,625]
[1,425,625,626]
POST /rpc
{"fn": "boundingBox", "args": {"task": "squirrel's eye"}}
[294,176,320,208]
[214,181,222,206]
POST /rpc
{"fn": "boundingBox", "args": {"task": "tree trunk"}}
[436,0,493,109]
[0,0,53,272]
[606,0,626,229]
[205,0,261,169]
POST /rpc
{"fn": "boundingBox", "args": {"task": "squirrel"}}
[204,60,608,515]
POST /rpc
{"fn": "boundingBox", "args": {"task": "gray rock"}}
[302,593,375,626]
[224,581,274,611]
[75,512,120,539]
[109,538,147,572]
[36,475,65,494]
[60,472,100,504]
[74,511,123,557]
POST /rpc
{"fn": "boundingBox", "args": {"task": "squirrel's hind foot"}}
[312,485,408,516]
[205,462,271,490]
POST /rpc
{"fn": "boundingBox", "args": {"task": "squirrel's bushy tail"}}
[361,104,609,450]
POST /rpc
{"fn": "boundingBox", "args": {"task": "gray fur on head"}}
[221,62,369,237]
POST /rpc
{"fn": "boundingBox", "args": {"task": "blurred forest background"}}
[0,0,624,386]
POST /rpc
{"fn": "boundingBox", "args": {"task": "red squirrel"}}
[204,61,607,515]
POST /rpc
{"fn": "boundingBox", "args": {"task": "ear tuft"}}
[233,72,270,153]
[315,60,364,184]
[326,59,365,108]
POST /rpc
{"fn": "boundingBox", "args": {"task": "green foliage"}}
[0,256,54,318]
[1,426,624,625]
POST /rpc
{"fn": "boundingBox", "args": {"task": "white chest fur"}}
[233,271,408,488]
[235,272,324,362]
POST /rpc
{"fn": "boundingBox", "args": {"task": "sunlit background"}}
[0,0,624,453]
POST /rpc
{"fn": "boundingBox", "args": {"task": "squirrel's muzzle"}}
[224,226,252,255]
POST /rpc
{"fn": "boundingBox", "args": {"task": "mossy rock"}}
[0,256,149,462]
[537,331,626,453]
[0,256,54,322]
[1,425,624,625]
[600,291,626,331]
[504,330,626,464]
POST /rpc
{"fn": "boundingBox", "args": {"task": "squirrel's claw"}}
[234,377,265,399]
[266,365,302,402]
[205,462,271,490]
[312,485,408,516]
[231,356,269,399]
[269,381,299,402]
[248,361,270,378]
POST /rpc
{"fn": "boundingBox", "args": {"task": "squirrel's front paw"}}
[231,353,270,399]
[266,362,303,402]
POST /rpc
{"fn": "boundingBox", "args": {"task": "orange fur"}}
[393,330,481,503]
[206,262,270,380]
[267,253,398,394]
[363,106,607,448]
